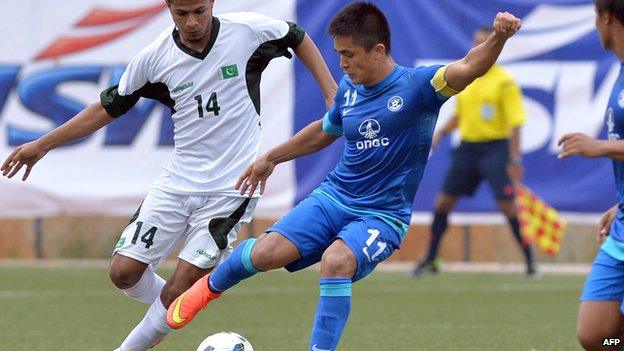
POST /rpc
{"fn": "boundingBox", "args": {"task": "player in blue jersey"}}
[166,2,521,350]
[559,1,624,350]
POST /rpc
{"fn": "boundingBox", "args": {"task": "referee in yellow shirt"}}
[411,27,537,277]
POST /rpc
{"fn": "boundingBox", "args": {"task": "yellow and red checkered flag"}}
[516,185,567,256]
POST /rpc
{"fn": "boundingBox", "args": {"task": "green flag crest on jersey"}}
[220,64,239,79]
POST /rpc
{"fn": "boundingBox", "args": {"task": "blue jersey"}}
[319,64,452,235]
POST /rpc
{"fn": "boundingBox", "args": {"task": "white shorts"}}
[114,187,258,269]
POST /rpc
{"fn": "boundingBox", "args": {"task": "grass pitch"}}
[0,266,584,351]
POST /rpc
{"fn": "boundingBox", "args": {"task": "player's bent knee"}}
[109,265,144,290]
[321,249,356,277]
[108,255,149,289]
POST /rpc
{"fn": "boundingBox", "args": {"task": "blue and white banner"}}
[0,0,297,218]
[0,0,617,219]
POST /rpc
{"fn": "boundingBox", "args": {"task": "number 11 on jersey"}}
[194,92,221,118]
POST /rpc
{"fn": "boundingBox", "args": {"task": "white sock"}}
[119,299,172,351]
[122,265,166,304]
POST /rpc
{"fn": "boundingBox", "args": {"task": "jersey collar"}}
[357,65,404,95]
[172,17,221,60]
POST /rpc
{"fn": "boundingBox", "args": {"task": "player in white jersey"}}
[0,0,337,350]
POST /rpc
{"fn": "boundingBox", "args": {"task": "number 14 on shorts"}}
[128,221,158,249]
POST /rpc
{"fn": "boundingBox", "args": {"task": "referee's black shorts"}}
[441,139,514,200]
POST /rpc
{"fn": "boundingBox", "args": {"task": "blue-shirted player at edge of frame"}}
[558,1,624,350]
[166,2,522,350]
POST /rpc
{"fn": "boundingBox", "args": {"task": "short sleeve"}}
[100,50,151,118]
[322,105,343,136]
[255,18,304,48]
[409,65,459,111]
[118,50,150,97]
[226,12,305,48]
[499,80,526,127]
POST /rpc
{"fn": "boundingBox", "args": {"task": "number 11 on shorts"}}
[362,228,387,262]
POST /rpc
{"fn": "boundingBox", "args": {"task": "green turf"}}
[0,267,585,350]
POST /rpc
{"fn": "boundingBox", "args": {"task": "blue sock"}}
[208,238,260,293]
[309,278,352,351]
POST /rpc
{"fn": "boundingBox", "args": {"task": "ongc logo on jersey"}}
[356,119,389,150]
[358,119,380,139]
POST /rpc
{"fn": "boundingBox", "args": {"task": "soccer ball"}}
[196,331,254,351]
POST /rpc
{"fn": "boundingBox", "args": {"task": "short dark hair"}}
[328,2,391,53]
[595,0,624,25]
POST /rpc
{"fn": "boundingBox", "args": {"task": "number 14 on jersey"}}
[194,92,220,118]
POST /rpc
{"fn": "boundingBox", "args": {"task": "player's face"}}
[334,36,385,86]
[168,0,215,43]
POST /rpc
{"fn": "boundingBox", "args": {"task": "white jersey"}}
[101,12,305,196]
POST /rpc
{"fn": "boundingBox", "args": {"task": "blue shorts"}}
[267,192,402,282]
[580,248,624,314]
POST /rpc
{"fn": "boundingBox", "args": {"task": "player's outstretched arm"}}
[1,102,114,180]
[558,133,624,160]
[444,12,521,92]
[236,119,339,196]
[294,34,338,108]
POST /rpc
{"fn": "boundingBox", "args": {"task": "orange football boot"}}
[166,274,221,329]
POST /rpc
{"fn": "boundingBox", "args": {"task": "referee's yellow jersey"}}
[455,64,525,142]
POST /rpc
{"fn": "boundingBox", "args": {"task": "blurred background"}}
[0,0,612,265]
[0,1,612,350]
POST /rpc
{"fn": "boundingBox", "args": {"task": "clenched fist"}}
[493,12,522,40]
